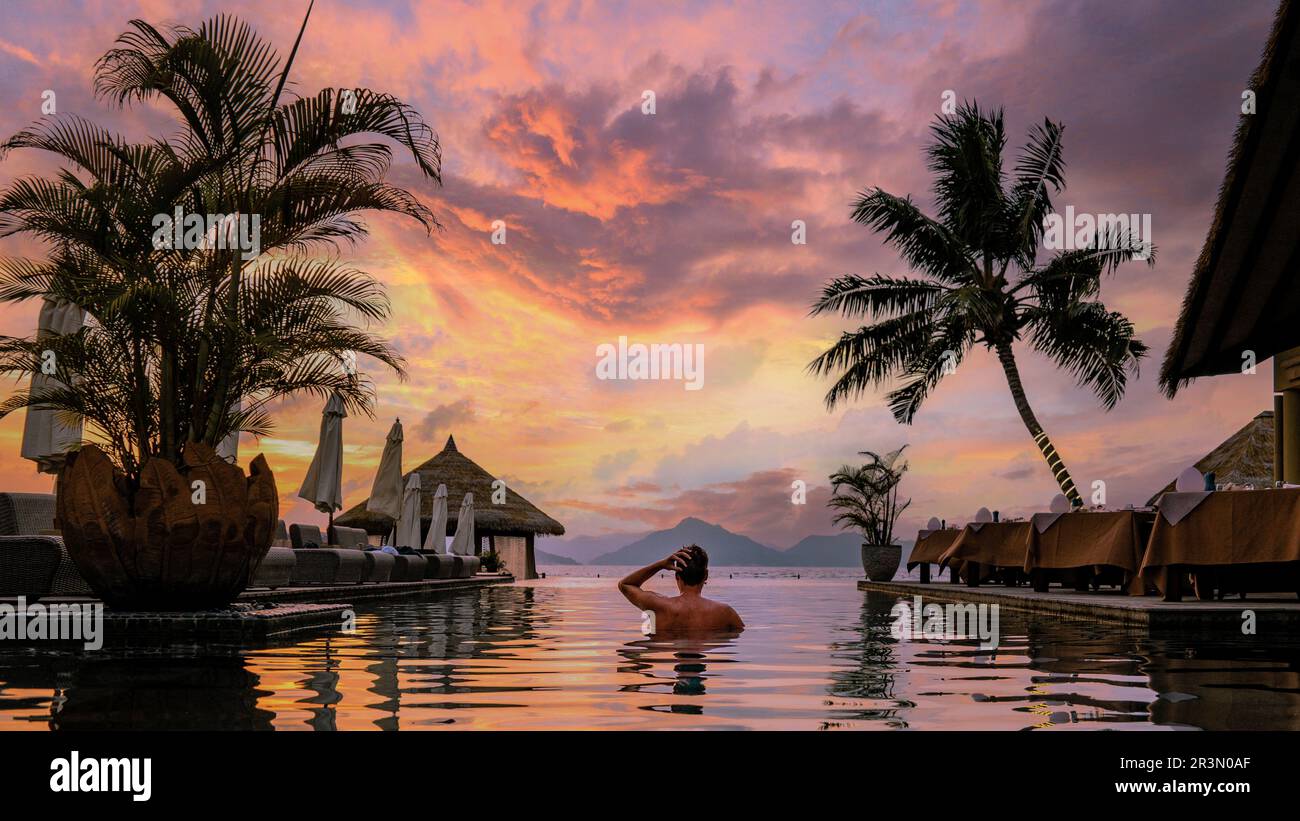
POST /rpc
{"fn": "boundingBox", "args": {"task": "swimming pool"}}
[1,568,1297,730]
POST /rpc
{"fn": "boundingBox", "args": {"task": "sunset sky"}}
[0,0,1282,548]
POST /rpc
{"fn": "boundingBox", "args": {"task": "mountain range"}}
[539,517,906,566]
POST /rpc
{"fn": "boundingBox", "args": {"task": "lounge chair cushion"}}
[359,549,395,582]
[391,553,428,581]
[454,555,481,578]
[250,546,296,589]
[290,547,366,585]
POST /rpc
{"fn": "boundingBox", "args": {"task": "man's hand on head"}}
[663,549,692,571]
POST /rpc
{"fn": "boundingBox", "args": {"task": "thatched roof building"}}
[335,435,564,579]
[1160,0,1300,392]
[1158,0,1300,486]
[1147,411,1276,504]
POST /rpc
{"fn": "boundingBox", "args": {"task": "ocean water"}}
[0,568,1297,730]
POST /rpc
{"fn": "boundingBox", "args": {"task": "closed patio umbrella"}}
[366,420,404,540]
[449,492,475,555]
[394,472,421,548]
[298,393,347,538]
[422,483,448,553]
[20,297,84,474]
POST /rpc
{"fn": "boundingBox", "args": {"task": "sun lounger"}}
[420,552,455,579]
[247,519,297,589]
[333,525,394,582]
[0,492,93,597]
[249,546,296,590]
[391,550,428,581]
[454,555,481,578]
[289,523,366,585]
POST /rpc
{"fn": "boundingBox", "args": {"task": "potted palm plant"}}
[828,446,912,581]
[0,11,439,609]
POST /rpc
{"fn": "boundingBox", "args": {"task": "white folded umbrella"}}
[449,492,475,555]
[422,483,449,553]
[20,297,84,474]
[367,419,404,521]
[394,472,422,548]
[298,393,347,515]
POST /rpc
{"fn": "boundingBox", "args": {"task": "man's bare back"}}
[617,545,744,634]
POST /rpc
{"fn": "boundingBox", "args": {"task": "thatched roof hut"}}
[335,435,564,579]
[1147,411,1275,504]
[1160,0,1300,393]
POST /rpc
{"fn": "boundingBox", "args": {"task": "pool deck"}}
[7,573,514,645]
[858,578,1300,629]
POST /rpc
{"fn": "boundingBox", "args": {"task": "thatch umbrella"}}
[395,472,422,548]
[422,483,449,553]
[449,492,475,555]
[1147,410,1275,503]
[298,392,347,538]
[20,297,84,474]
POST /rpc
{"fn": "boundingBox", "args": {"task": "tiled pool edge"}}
[857,579,1300,629]
[234,572,514,604]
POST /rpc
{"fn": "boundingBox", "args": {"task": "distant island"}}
[537,517,910,566]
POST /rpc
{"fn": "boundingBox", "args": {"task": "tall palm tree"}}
[809,102,1150,507]
[0,11,440,489]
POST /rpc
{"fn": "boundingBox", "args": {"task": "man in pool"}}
[617,544,744,633]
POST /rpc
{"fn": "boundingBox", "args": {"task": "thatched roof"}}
[1160,0,1300,395]
[335,435,565,536]
[1147,411,1275,504]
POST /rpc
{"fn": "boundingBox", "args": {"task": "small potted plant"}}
[828,446,912,581]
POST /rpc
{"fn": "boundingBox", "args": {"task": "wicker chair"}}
[0,493,93,597]
[288,523,366,585]
[333,525,394,583]
[0,536,61,597]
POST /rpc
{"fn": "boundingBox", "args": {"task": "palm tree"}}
[809,102,1150,507]
[828,446,911,546]
[0,11,440,489]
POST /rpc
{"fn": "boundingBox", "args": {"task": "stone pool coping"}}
[2,574,514,645]
[858,578,1300,629]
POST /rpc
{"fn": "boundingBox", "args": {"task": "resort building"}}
[1160,0,1300,483]
[335,435,565,579]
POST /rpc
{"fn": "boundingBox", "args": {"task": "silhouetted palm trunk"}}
[994,341,1082,507]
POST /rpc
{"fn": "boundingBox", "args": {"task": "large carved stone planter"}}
[860,543,902,581]
[56,443,278,611]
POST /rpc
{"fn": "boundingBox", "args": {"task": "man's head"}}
[674,544,709,590]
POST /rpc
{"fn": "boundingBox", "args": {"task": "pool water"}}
[1,568,1298,730]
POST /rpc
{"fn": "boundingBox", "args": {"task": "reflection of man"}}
[617,545,744,633]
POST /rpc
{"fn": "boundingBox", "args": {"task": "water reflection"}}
[1,581,1299,730]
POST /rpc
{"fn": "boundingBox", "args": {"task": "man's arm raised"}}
[617,549,690,611]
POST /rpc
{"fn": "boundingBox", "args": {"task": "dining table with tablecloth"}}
[1139,487,1300,601]
[939,521,1033,584]
[1024,509,1157,594]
